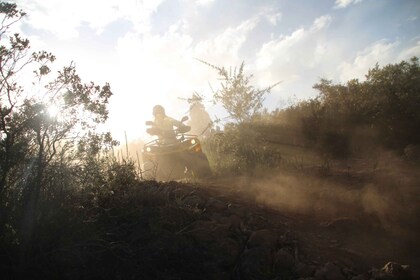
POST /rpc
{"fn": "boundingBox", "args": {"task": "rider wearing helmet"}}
[147,105,190,142]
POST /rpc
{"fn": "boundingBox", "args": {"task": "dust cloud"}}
[223,150,420,242]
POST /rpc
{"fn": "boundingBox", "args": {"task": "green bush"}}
[203,123,281,175]
[263,57,420,158]
[318,131,350,159]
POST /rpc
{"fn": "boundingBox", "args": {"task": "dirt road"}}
[177,171,420,279]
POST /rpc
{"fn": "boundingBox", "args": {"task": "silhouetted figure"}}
[188,100,212,139]
[146,105,190,143]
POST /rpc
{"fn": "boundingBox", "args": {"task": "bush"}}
[318,131,350,159]
[203,123,281,175]
[261,57,420,158]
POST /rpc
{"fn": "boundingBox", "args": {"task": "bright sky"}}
[11,0,420,142]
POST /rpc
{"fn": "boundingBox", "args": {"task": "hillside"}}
[2,157,418,279]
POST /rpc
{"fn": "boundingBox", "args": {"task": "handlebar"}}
[145,116,191,137]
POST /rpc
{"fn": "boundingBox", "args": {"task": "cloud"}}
[266,12,282,26]
[311,15,332,31]
[16,0,164,39]
[398,40,420,61]
[334,0,363,9]
[193,16,260,65]
[255,15,332,90]
[193,0,215,7]
[338,40,399,82]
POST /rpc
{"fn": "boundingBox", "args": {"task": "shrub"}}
[203,123,281,175]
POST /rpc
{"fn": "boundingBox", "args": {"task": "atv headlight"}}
[145,147,152,152]
[190,139,196,145]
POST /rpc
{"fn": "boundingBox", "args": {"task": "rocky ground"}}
[166,177,419,280]
[4,170,419,279]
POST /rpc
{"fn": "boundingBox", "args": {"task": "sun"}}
[47,104,60,118]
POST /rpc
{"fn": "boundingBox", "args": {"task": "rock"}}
[370,261,412,279]
[404,144,420,161]
[228,204,248,218]
[237,247,272,280]
[278,231,297,246]
[342,267,358,279]
[188,220,231,243]
[321,217,362,233]
[382,261,411,277]
[350,275,367,280]
[210,237,241,267]
[227,214,243,229]
[182,194,205,207]
[295,262,316,278]
[210,212,224,223]
[212,213,244,231]
[210,271,230,280]
[247,229,281,249]
[274,248,295,269]
[206,197,227,211]
[314,262,346,280]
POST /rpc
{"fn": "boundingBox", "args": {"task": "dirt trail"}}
[7,167,417,279]
[188,171,420,279]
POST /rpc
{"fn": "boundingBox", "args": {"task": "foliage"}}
[197,59,280,123]
[0,156,167,279]
[203,57,420,173]
[264,57,420,158]
[0,1,117,257]
[203,123,282,175]
[314,57,420,153]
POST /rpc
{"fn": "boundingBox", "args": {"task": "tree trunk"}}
[19,145,44,269]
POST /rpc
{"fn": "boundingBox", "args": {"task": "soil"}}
[189,174,420,280]
[5,165,419,280]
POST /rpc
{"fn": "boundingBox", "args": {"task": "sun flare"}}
[47,104,60,118]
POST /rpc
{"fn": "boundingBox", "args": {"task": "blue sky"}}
[11,0,420,141]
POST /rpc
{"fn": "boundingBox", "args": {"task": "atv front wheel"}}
[185,153,212,179]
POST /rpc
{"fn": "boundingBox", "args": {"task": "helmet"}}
[153,105,165,116]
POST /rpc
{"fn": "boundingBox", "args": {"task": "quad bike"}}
[141,116,212,181]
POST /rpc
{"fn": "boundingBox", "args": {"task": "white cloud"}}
[194,16,260,65]
[255,15,332,89]
[311,15,332,31]
[338,40,399,82]
[194,0,215,7]
[266,12,282,26]
[256,28,304,68]
[16,0,164,40]
[337,39,420,83]
[334,0,362,9]
[118,0,165,33]
[398,41,420,61]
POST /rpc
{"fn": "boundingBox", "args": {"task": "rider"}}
[147,105,190,142]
